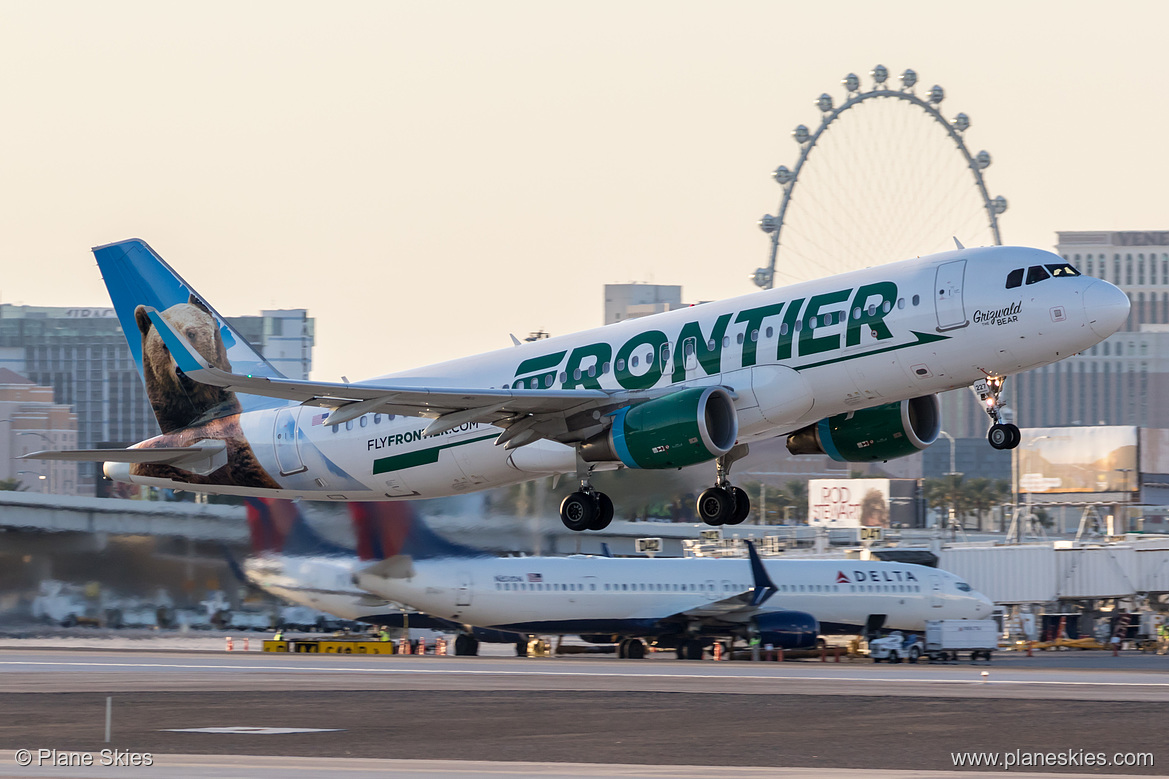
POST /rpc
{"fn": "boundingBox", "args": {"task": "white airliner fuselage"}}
[355,555,993,639]
[93,244,1128,525]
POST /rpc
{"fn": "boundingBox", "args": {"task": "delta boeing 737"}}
[27,240,1128,531]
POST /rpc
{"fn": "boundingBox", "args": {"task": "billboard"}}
[1017,426,1138,494]
[808,479,890,528]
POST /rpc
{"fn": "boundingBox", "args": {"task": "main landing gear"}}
[696,445,751,526]
[975,376,1020,450]
[559,478,615,532]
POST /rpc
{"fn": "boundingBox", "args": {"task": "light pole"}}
[17,431,53,494]
[935,431,963,531]
[1115,467,1135,535]
[15,470,47,493]
[937,430,958,477]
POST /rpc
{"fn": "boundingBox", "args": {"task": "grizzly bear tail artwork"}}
[90,240,289,489]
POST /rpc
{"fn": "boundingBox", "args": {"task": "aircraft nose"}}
[975,594,993,618]
[1083,280,1130,339]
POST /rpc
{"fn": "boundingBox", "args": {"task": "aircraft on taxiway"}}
[26,239,1128,531]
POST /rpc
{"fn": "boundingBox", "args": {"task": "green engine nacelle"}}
[785,395,940,462]
[581,386,738,469]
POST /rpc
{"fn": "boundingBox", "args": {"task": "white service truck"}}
[869,620,998,663]
[924,619,997,661]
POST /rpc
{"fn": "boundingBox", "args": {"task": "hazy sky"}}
[2,1,1166,382]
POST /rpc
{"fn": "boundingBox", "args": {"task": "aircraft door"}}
[934,260,969,332]
[273,407,308,476]
[456,571,472,606]
[660,342,674,379]
[928,574,943,608]
[705,579,718,601]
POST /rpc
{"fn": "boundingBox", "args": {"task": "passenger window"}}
[1025,265,1050,285]
[1005,268,1024,288]
[1045,263,1081,277]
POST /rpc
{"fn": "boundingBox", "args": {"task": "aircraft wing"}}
[670,541,777,623]
[21,440,228,475]
[143,307,637,446]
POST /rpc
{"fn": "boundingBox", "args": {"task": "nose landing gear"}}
[696,445,751,526]
[974,376,1020,450]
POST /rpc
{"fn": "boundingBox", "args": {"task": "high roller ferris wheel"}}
[752,65,1008,290]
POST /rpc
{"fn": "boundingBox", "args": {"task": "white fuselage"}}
[355,556,994,635]
[116,246,1129,500]
[244,554,399,622]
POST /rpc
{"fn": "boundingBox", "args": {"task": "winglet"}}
[746,540,777,607]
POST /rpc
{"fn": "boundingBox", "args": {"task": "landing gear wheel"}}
[683,638,705,660]
[1005,424,1020,448]
[588,492,615,531]
[697,487,733,525]
[625,638,645,659]
[454,634,478,656]
[988,423,1020,450]
[908,645,921,664]
[560,491,597,532]
[726,486,751,525]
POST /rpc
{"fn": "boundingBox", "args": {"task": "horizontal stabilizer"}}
[21,440,228,476]
[356,556,416,581]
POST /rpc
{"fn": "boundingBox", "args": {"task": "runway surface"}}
[0,648,1165,776]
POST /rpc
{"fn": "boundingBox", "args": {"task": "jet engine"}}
[580,386,738,469]
[785,394,940,463]
[751,610,820,649]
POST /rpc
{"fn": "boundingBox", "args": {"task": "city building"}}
[1015,231,1169,429]
[0,369,78,494]
[0,304,313,494]
[603,283,683,325]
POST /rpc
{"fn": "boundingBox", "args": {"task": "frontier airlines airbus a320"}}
[28,240,1128,531]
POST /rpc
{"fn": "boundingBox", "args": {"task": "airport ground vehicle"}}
[870,619,997,662]
[924,619,997,661]
[868,631,922,663]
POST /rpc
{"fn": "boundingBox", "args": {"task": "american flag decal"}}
[527,573,543,582]
[311,413,329,426]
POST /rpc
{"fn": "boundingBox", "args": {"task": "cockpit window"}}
[955,582,972,592]
[1025,265,1051,285]
[1005,268,1024,289]
[1045,263,1081,277]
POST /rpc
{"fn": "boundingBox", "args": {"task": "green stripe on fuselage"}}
[793,330,950,372]
[372,434,497,474]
